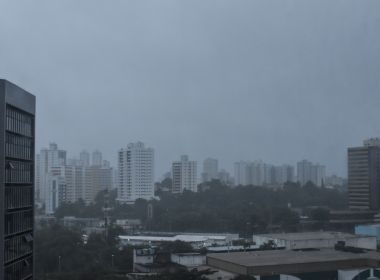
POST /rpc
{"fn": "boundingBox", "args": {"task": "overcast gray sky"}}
[1,0,379,178]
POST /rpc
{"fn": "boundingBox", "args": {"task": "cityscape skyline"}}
[34,138,351,179]
[2,1,380,279]
[36,140,340,182]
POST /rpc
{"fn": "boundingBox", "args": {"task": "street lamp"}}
[111,254,114,268]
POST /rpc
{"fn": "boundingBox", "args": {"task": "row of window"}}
[5,186,33,210]
[6,133,33,160]
[5,210,33,236]
[6,106,33,137]
[5,161,33,184]
[4,233,33,263]
[4,256,32,280]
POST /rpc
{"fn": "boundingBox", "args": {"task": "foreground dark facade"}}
[0,80,35,280]
[348,140,380,210]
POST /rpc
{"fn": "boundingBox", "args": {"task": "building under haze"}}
[234,161,295,187]
[117,142,155,203]
[172,155,198,193]
[234,161,250,186]
[36,143,66,203]
[92,150,102,166]
[0,80,35,280]
[80,150,90,167]
[297,160,326,187]
[274,165,295,185]
[217,169,231,185]
[42,149,113,214]
[202,158,218,183]
[348,138,380,210]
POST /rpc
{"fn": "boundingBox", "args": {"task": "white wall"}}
[171,254,206,267]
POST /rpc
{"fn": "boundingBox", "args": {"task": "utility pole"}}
[103,189,112,240]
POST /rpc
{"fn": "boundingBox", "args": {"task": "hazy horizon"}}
[1,0,380,177]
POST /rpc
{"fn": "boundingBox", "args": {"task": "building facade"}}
[297,160,326,187]
[234,161,295,187]
[44,161,113,214]
[234,161,249,186]
[117,142,155,203]
[36,143,66,203]
[348,139,380,210]
[172,155,197,193]
[92,150,102,166]
[0,80,35,280]
[201,158,218,183]
[79,150,90,167]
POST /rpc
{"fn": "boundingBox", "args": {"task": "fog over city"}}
[1,0,380,177]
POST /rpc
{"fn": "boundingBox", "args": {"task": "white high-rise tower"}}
[117,142,155,203]
[172,155,197,193]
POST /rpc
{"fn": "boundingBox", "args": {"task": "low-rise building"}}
[171,253,206,268]
[120,233,239,249]
[252,231,377,250]
[207,249,380,280]
[355,224,380,245]
[61,216,105,234]
[116,219,142,232]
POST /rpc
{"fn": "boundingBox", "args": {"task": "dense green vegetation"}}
[37,182,347,279]
[35,224,132,280]
[34,225,218,280]
[54,180,347,235]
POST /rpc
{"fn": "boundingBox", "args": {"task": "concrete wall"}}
[171,254,206,267]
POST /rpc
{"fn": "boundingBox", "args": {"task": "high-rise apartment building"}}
[45,160,113,214]
[92,150,102,166]
[297,160,313,186]
[45,167,66,214]
[117,142,155,203]
[172,155,197,193]
[311,164,326,186]
[218,169,231,185]
[44,164,83,214]
[80,150,90,166]
[86,165,112,203]
[297,160,325,187]
[274,165,295,185]
[0,80,35,280]
[348,139,380,210]
[234,161,249,186]
[202,158,218,182]
[36,143,66,203]
[234,161,294,186]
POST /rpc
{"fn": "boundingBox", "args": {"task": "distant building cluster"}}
[234,161,295,186]
[34,139,346,209]
[36,143,113,214]
[233,159,330,187]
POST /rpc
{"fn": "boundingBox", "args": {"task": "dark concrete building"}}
[0,80,35,280]
[348,138,380,210]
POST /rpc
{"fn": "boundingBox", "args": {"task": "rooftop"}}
[119,234,227,243]
[207,249,380,276]
[255,231,364,240]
